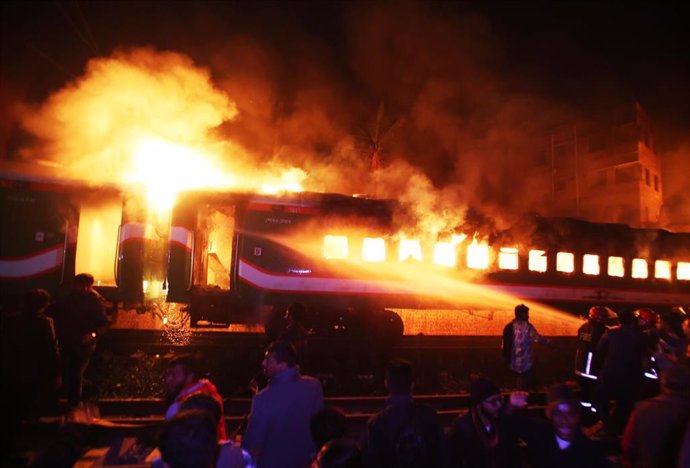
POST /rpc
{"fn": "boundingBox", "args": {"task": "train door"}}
[115,191,169,306]
[167,193,237,326]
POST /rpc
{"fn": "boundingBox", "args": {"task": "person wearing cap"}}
[575,306,616,419]
[512,382,609,468]
[621,364,690,468]
[445,376,522,467]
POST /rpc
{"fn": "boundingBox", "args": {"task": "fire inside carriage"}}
[1,177,689,338]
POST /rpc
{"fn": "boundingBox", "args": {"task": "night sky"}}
[1,1,688,225]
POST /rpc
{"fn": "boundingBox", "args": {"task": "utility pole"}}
[550,133,555,214]
[573,125,580,217]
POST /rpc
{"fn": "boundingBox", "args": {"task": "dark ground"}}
[5,331,597,467]
[85,331,579,400]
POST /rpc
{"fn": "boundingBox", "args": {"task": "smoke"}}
[661,142,690,231]
[2,1,687,232]
[17,47,237,185]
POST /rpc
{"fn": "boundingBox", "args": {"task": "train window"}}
[362,237,386,262]
[324,235,348,260]
[632,258,648,279]
[467,239,490,270]
[583,254,600,275]
[607,256,625,277]
[678,262,690,280]
[654,260,671,280]
[556,252,574,273]
[529,250,547,273]
[498,247,519,270]
[399,239,422,262]
[433,242,456,267]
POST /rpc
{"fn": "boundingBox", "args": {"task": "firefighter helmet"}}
[588,306,616,325]
[634,308,659,330]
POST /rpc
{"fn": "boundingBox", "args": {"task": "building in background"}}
[531,102,663,228]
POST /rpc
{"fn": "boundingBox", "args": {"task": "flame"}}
[127,137,234,211]
[583,254,600,275]
[654,260,671,280]
[529,250,547,272]
[498,247,519,270]
[399,239,422,262]
[678,262,690,280]
[433,242,456,267]
[607,256,625,277]
[260,168,306,194]
[362,237,386,262]
[466,237,489,270]
[632,258,648,278]
[556,252,574,273]
[19,48,307,216]
[324,235,348,259]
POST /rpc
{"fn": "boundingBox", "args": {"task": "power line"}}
[53,0,99,56]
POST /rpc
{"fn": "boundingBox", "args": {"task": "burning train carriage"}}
[166,190,406,333]
[167,190,690,333]
[2,178,689,335]
[482,217,690,316]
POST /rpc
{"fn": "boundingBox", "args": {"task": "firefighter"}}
[635,307,661,398]
[574,306,615,424]
[594,309,645,437]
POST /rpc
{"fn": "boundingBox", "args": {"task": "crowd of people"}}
[2,276,690,467]
[140,303,690,468]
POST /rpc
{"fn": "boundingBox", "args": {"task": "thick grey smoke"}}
[1,1,687,231]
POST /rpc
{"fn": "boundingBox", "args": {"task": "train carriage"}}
[2,177,689,337]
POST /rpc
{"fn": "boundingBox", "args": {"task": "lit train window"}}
[324,235,348,260]
[399,239,422,262]
[678,262,690,280]
[467,239,490,270]
[632,258,648,279]
[529,250,547,272]
[654,260,671,280]
[607,256,625,277]
[362,237,385,262]
[433,242,456,267]
[556,252,574,273]
[583,254,600,275]
[498,247,519,270]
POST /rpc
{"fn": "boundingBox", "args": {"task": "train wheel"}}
[363,309,403,344]
[380,309,404,341]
